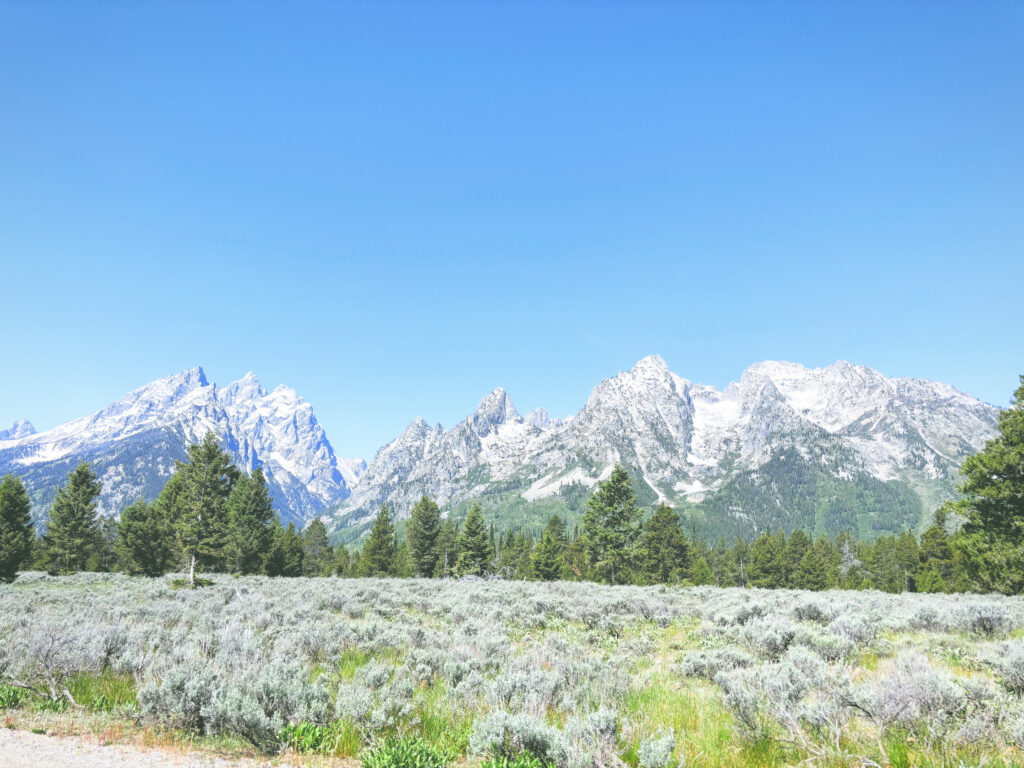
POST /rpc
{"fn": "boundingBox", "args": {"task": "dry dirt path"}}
[0,728,325,768]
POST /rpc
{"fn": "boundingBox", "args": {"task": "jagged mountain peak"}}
[473,387,519,423]
[631,353,671,374]
[220,372,266,404]
[0,420,35,441]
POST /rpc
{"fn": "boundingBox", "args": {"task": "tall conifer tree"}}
[43,462,102,575]
[224,468,275,575]
[361,504,399,576]
[115,499,175,576]
[456,504,492,576]
[171,433,239,586]
[0,474,33,582]
[407,496,442,577]
[303,518,332,576]
[582,464,639,585]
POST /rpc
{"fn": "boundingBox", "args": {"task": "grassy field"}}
[1,573,1023,767]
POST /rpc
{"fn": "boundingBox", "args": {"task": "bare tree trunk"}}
[188,554,196,588]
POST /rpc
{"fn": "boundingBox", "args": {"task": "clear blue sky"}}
[1,2,1022,460]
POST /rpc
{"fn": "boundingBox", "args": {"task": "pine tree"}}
[690,556,715,585]
[952,375,1024,594]
[432,520,460,578]
[529,515,566,581]
[748,531,786,588]
[407,496,442,577]
[582,464,640,585]
[302,518,332,576]
[0,474,33,583]
[638,504,690,583]
[225,468,275,575]
[89,516,119,572]
[783,530,811,586]
[917,509,955,592]
[793,544,830,590]
[562,525,587,581]
[531,531,563,581]
[895,530,920,592]
[43,462,102,575]
[115,500,175,576]
[332,543,352,576]
[456,504,492,576]
[361,504,399,577]
[170,433,240,586]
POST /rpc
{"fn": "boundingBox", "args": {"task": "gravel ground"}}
[0,729,314,768]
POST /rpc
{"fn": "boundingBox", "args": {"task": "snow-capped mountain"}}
[0,420,35,441]
[331,356,999,539]
[0,368,363,526]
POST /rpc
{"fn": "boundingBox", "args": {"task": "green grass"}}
[68,670,137,712]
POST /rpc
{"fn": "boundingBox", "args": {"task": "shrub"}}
[679,647,753,680]
[638,728,679,768]
[361,735,449,768]
[137,663,217,733]
[469,711,567,765]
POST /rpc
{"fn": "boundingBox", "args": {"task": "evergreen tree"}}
[952,374,1024,594]
[529,515,567,581]
[433,520,460,578]
[89,516,119,572]
[361,504,399,577]
[170,433,239,586]
[895,530,920,592]
[638,504,690,583]
[407,496,442,577]
[793,543,830,590]
[531,531,564,581]
[918,509,956,592]
[43,462,102,575]
[302,518,332,576]
[115,500,174,576]
[393,539,414,578]
[690,556,715,585]
[0,474,33,583]
[332,543,352,576]
[748,531,786,588]
[266,520,304,577]
[582,464,640,585]
[562,525,587,581]
[732,538,751,587]
[225,468,275,575]
[456,504,492,576]
[783,529,811,586]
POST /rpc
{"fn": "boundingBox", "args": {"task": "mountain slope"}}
[330,356,999,540]
[0,368,362,526]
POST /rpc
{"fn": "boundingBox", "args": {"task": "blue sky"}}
[1,2,1022,459]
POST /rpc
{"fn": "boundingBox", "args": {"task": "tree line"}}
[1,374,1022,592]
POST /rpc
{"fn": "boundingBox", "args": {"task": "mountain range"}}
[0,368,363,527]
[0,356,1000,539]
